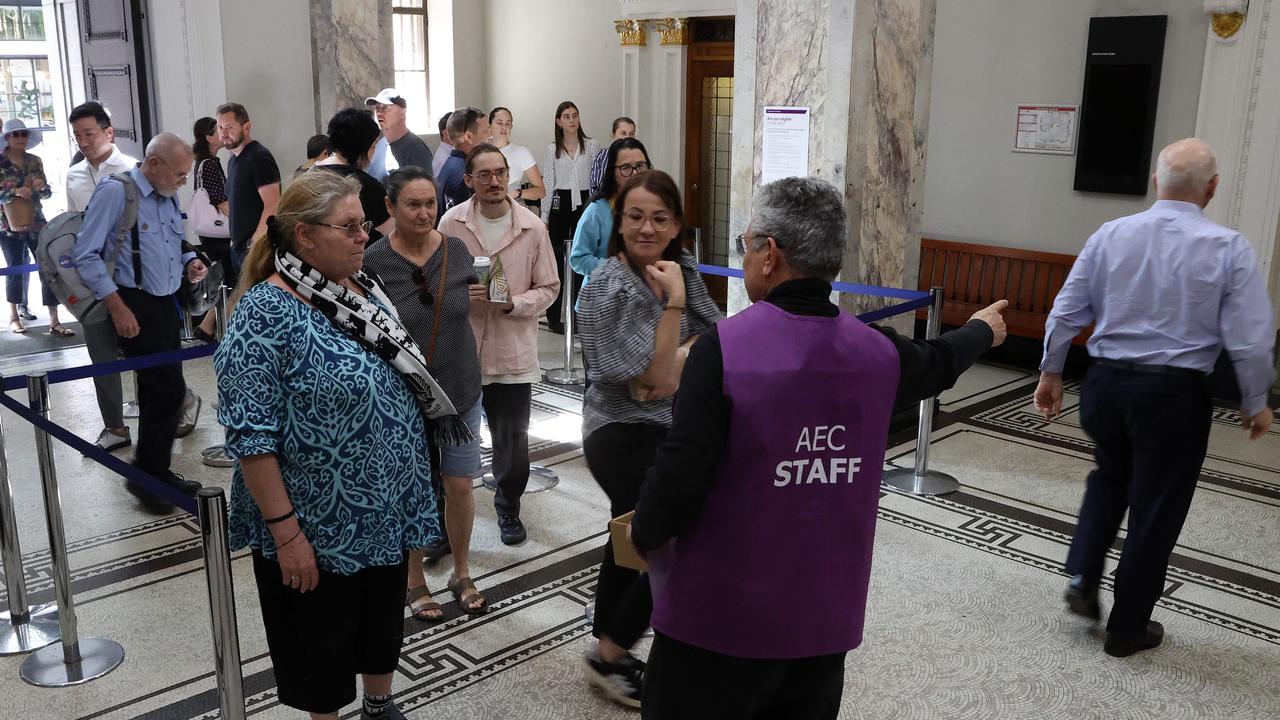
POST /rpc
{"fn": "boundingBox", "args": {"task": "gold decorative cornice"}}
[656,17,691,46]
[1212,11,1246,38]
[614,19,646,47]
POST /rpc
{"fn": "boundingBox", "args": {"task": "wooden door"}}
[684,45,733,308]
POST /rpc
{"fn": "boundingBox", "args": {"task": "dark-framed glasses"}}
[465,168,509,183]
[617,162,650,177]
[623,209,674,231]
[315,220,374,237]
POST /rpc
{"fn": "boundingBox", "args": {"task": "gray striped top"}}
[577,250,723,440]
[363,236,483,413]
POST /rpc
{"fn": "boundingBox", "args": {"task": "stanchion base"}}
[882,468,960,496]
[202,444,235,468]
[0,615,60,656]
[122,401,140,419]
[544,368,585,386]
[20,637,125,686]
[480,465,559,493]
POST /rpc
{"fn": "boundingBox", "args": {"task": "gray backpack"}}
[36,172,140,324]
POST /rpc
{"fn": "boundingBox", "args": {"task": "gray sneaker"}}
[93,428,131,453]
[176,389,201,438]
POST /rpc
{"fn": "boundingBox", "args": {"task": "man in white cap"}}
[366,88,433,182]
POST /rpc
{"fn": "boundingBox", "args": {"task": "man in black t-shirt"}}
[217,102,281,271]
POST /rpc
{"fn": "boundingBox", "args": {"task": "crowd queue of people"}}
[12,83,1269,719]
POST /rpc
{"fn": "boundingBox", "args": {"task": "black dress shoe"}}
[422,537,452,562]
[547,322,565,335]
[497,513,527,545]
[1104,621,1164,657]
[160,471,202,495]
[124,479,175,514]
[1064,583,1101,622]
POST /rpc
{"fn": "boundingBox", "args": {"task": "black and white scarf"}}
[274,247,474,447]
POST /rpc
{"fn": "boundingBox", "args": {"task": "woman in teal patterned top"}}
[215,171,438,718]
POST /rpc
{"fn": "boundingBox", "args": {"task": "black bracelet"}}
[264,508,295,525]
[278,528,303,548]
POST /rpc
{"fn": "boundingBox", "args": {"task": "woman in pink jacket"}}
[438,143,560,546]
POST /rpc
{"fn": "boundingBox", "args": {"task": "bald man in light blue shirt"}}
[1035,138,1275,658]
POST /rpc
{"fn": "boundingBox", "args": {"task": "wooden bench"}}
[917,238,1088,344]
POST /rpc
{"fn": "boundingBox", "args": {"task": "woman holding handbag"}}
[190,116,231,341]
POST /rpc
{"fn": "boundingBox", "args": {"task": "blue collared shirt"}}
[73,166,195,299]
[1042,199,1276,416]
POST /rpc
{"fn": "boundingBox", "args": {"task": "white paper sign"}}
[761,106,811,183]
[1013,104,1078,155]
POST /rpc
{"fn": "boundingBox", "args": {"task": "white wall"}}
[218,0,316,179]
[920,1,1209,255]
[481,0,625,161]
[452,0,488,110]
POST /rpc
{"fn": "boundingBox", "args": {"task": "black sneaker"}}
[160,471,202,495]
[16,305,35,321]
[497,512,527,545]
[583,649,643,709]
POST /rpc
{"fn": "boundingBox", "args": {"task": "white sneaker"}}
[176,389,201,438]
[93,428,131,453]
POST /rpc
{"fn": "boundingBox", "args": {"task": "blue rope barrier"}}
[0,263,38,277]
[0,391,199,515]
[696,263,930,301]
[855,294,934,324]
[0,342,217,392]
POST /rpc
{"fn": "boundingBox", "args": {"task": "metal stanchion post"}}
[545,242,584,386]
[0,406,59,655]
[122,371,140,419]
[198,488,246,719]
[692,228,703,266]
[21,373,125,686]
[203,287,234,469]
[181,310,195,340]
[882,287,960,496]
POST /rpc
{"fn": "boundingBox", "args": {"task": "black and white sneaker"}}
[583,648,643,709]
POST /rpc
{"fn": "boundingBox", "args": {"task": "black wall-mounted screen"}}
[1073,15,1167,196]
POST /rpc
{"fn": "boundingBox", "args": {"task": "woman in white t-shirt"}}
[538,100,598,333]
[488,107,545,215]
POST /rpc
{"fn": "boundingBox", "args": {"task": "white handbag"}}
[187,158,230,238]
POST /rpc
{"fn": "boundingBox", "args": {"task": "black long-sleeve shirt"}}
[629,277,994,551]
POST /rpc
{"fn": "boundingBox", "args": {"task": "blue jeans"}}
[1,230,54,307]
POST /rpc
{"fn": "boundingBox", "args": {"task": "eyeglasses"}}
[465,168,509,183]
[315,220,374,237]
[8,130,27,139]
[734,232,778,255]
[158,155,190,183]
[411,266,434,306]
[623,209,674,231]
[617,162,650,177]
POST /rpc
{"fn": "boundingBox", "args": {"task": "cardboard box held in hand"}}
[609,511,648,571]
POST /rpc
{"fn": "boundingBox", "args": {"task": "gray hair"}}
[749,177,846,280]
[1155,138,1217,198]
[145,131,192,160]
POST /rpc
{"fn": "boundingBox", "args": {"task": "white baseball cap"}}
[365,89,406,108]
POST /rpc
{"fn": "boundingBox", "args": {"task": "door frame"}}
[683,42,733,305]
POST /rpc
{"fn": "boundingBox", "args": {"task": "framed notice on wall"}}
[1013,104,1078,155]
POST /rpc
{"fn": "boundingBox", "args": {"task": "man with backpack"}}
[72,133,208,509]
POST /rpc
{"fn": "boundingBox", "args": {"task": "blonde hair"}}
[232,170,360,304]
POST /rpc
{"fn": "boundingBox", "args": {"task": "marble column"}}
[309,0,394,128]
[1195,0,1280,329]
[730,0,936,323]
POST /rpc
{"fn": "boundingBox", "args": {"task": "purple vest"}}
[649,301,900,659]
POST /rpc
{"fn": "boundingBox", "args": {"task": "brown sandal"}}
[406,585,445,623]
[9,319,25,334]
[447,575,487,615]
[49,323,75,337]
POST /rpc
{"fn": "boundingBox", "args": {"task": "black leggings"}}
[582,421,667,649]
[546,189,587,328]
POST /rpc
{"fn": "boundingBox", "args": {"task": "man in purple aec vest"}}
[628,177,1009,719]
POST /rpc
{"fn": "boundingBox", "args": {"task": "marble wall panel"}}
[310,0,394,125]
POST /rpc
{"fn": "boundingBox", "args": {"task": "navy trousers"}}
[1066,363,1212,638]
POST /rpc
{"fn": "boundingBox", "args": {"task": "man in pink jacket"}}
[439,143,560,545]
